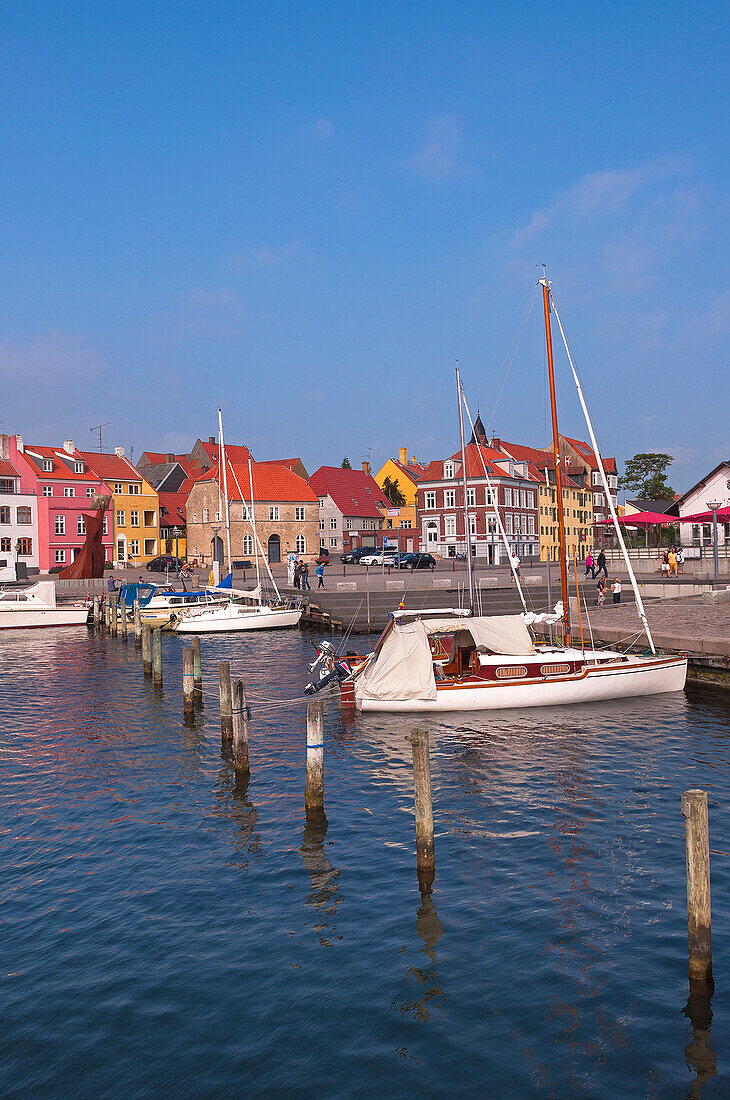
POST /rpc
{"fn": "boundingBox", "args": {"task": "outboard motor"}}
[305,639,351,695]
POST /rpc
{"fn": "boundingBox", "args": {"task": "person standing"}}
[668,548,677,577]
[677,546,684,574]
[510,551,521,580]
[596,550,608,578]
[293,561,301,590]
[316,562,325,589]
[596,575,607,605]
[301,561,310,591]
[611,577,622,604]
[585,550,594,578]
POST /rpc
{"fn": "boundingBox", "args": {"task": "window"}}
[520,490,526,508]
[86,487,95,497]
[55,548,65,563]
[295,506,306,521]
[469,514,477,536]
[444,461,454,479]
[116,510,125,526]
[295,534,306,553]
[329,537,337,547]
[42,458,53,472]
[485,488,497,507]
[528,515,535,535]
[17,507,32,524]
[344,518,352,530]
[444,489,456,509]
[130,539,140,556]
[102,516,108,535]
[504,488,512,506]
[77,515,86,536]
[74,461,84,473]
[242,534,253,555]
[202,508,209,522]
[214,511,221,522]
[467,488,476,507]
[114,483,123,494]
[128,483,140,495]
[593,493,602,506]
[54,515,65,535]
[319,518,325,530]
[64,487,75,497]
[330,517,337,530]
[130,510,139,526]
[144,539,156,556]
[144,511,155,527]
[269,506,280,520]
[505,514,513,534]
[42,485,53,497]
[444,516,456,538]
[318,498,324,508]
[193,513,198,524]
[1,506,13,523]
[0,537,10,552]
[424,491,436,510]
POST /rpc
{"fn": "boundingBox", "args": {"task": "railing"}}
[601,545,730,561]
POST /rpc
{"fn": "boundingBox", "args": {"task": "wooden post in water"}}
[682,789,712,984]
[219,660,233,750]
[141,624,152,676]
[182,648,195,715]
[232,679,250,778]
[192,636,203,705]
[305,698,325,821]
[110,599,118,637]
[119,598,127,642]
[133,599,142,648]
[409,727,435,894]
[152,627,163,687]
[93,596,100,627]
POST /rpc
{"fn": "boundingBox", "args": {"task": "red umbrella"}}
[678,506,730,524]
[594,510,679,527]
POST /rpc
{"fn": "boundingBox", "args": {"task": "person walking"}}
[316,562,325,589]
[668,548,677,577]
[596,550,608,579]
[301,561,310,592]
[661,550,669,578]
[611,577,622,604]
[293,561,301,590]
[510,551,521,580]
[585,550,594,579]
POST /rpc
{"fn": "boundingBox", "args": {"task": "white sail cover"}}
[356,620,437,703]
[421,614,535,655]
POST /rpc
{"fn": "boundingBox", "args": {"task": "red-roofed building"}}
[190,437,254,473]
[0,437,40,578]
[546,435,618,545]
[309,464,393,554]
[187,459,319,566]
[415,443,540,562]
[79,448,161,566]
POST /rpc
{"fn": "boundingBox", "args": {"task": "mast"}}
[540,270,571,646]
[456,363,475,613]
[247,457,263,601]
[217,408,233,576]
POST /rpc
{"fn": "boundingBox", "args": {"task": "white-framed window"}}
[295,506,306,521]
[592,471,601,486]
[329,537,337,547]
[86,487,94,497]
[202,508,209,522]
[130,539,140,556]
[242,534,253,554]
[320,537,326,548]
[469,514,477,536]
[116,510,125,526]
[295,534,306,553]
[102,517,108,535]
[528,515,535,535]
[42,485,52,496]
[505,514,513,534]
[319,518,325,530]
[486,488,497,506]
[424,491,436,510]
[74,461,84,473]
[426,521,438,545]
[330,517,337,530]
[214,511,221,522]
[444,516,456,538]
[192,513,198,523]
[520,490,526,508]
[64,487,75,497]
[444,461,454,479]
[77,515,86,536]
[42,458,53,472]
[504,488,512,506]
[318,498,324,508]
[55,548,65,563]
[114,482,123,494]
[527,491,534,508]
[128,483,140,495]
[269,505,280,521]
[130,510,139,526]
[344,518,352,530]
[444,489,456,509]
[487,517,497,533]
[467,488,476,507]
[54,515,65,535]
[593,493,602,506]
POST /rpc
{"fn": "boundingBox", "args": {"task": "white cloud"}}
[404,115,464,182]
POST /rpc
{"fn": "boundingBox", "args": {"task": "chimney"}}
[114,446,125,458]
[410,456,416,465]
[0,434,8,459]
[165,452,174,462]
[63,440,75,454]
[490,436,501,451]
[15,434,23,453]
[361,461,370,474]
[209,436,216,445]
[399,446,407,465]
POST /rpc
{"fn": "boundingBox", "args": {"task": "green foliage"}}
[381,476,406,506]
[341,455,351,469]
[619,452,675,500]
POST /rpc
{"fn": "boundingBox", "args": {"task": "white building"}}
[0,455,39,580]
[677,459,730,551]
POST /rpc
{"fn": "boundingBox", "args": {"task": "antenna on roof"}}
[90,421,111,452]
[362,446,372,472]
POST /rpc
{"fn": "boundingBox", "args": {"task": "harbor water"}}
[1,627,728,1097]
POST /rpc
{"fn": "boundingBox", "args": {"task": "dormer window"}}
[74,461,84,474]
[444,462,454,479]
[42,459,53,472]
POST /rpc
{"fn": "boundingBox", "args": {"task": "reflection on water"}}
[0,631,729,1096]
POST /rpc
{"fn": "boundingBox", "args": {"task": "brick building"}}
[548,435,618,545]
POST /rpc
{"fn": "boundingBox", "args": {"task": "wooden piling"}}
[93,596,100,627]
[232,679,250,778]
[305,698,325,820]
[104,601,110,629]
[682,789,712,983]
[409,727,435,894]
[110,599,118,636]
[182,648,195,715]
[133,599,142,648]
[119,599,127,642]
[219,660,233,750]
[141,624,152,676]
[152,627,163,687]
[192,636,202,704]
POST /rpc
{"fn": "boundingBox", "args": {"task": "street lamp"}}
[173,526,180,564]
[706,501,721,585]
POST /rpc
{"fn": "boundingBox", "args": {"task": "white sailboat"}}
[341,273,687,712]
[0,581,89,629]
[172,410,302,634]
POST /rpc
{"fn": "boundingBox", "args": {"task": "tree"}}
[381,476,406,506]
[341,455,351,469]
[619,452,675,500]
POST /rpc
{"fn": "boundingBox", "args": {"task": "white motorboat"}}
[172,598,302,634]
[0,581,89,629]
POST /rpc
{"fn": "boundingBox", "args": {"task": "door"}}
[268,534,281,563]
[211,534,224,566]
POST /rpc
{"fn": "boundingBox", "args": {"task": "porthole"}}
[495,665,528,679]
[540,663,571,676]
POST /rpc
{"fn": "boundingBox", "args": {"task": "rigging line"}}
[482,284,539,435]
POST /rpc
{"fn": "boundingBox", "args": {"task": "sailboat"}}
[339,274,687,712]
[172,410,302,634]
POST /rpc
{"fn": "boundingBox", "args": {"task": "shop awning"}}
[678,506,730,524]
[594,510,679,527]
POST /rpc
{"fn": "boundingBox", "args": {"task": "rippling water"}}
[1,627,728,1097]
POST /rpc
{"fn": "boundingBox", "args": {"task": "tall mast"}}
[217,408,233,576]
[248,457,262,602]
[456,363,475,613]
[540,270,571,645]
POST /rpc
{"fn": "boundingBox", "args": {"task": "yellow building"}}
[81,449,160,566]
[538,477,594,562]
[374,447,426,530]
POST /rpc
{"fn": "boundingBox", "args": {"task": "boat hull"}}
[356,654,688,712]
[174,607,303,633]
[0,607,90,629]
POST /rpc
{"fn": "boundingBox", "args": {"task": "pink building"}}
[8,436,114,571]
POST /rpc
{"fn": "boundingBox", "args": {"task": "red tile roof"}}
[561,435,617,473]
[392,458,427,481]
[421,444,542,483]
[200,440,254,467]
[201,459,318,503]
[22,444,106,482]
[309,466,390,517]
[0,459,20,478]
[139,451,190,465]
[159,491,187,525]
[78,450,152,485]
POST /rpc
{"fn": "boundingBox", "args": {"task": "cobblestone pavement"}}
[588,594,730,640]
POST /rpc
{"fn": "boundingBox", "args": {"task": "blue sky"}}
[1,1,728,492]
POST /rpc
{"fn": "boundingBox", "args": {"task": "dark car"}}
[146,555,186,573]
[340,546,373,564]
[399,552,436,569]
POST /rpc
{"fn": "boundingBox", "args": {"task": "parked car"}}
[340,546,373,564]
[146,555,186,573]
[358,550,400,567]
[398,552,436,569]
